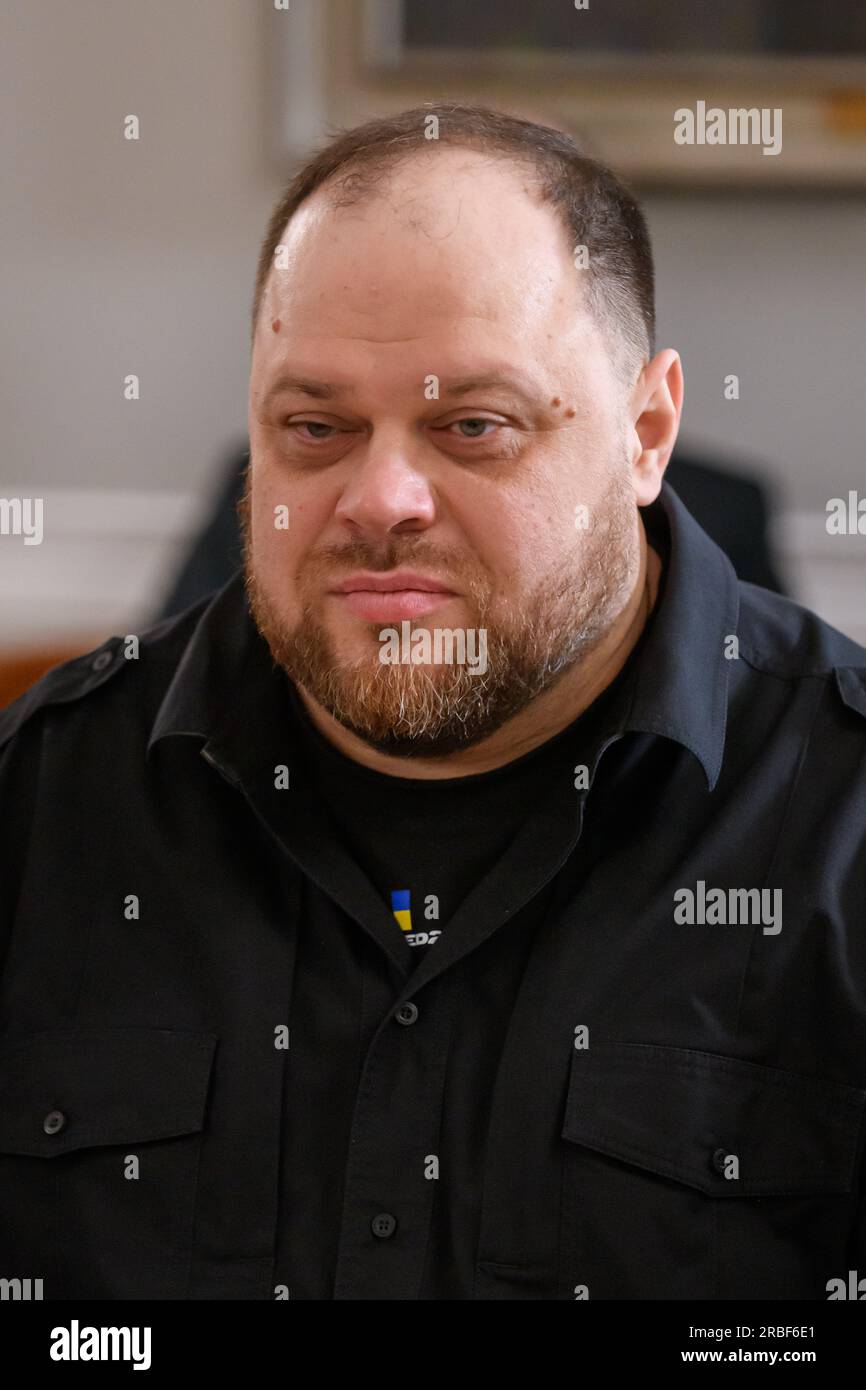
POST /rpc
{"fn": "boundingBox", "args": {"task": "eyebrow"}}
[260,376,340,408]
[260,370,541,410]
[442,374,538,400]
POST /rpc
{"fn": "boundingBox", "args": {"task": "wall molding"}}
[769,509,866,647]
[0,489,208,645]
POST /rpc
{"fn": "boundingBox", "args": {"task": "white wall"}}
[1,0,864,643]
[647,194,866,513]
[1,0,271,501]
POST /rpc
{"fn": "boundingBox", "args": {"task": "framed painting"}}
[342,0,866,187]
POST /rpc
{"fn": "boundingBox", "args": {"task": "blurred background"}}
[2,0,865,705]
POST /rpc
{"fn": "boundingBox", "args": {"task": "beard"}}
[240,463,638,758]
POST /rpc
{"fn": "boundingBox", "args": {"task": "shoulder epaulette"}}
[834,666,866,721]
[0,635,129,752]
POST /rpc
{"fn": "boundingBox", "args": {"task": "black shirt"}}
[2,481,866,1301]
[287,624,649,967]
[287,507,670,974]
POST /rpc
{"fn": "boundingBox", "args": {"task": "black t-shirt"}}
[289,510,669,963]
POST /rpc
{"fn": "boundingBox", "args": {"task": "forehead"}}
[257,150,588,348]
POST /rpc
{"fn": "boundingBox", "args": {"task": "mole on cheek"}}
[550,396,561,408]
[565,408,575,418]
[271,319,281,333]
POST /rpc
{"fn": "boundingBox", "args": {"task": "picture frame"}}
[340,0,866,188]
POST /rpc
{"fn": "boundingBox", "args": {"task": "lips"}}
[332,571,455,595]
[330,571,458,621]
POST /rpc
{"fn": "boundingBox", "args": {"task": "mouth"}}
[329,571,458,622]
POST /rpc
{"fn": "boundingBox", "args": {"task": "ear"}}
[627,349,684,506]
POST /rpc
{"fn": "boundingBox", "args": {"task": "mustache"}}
[238,476,496,608]
[296,539,471,577]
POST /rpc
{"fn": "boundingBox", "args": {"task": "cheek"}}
[250,490,288,564]
[529,468,616,562]
[249,472,319,576]
[461,516,555,599]
[474,485,573,584]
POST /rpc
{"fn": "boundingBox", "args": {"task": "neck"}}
[296,523,662,780]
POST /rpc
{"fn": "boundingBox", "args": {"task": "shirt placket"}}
[331,961,459,1298]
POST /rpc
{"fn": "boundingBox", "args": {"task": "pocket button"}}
[371,1212,397,1239]
[42,1110,67,1135]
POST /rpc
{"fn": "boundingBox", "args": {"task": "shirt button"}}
[394,1002,419,1026]
[710,1147,729,1176]
[371,1213,397,1239]
[43,1110,66,1135]
[91,650,113,672]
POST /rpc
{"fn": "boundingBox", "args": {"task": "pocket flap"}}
[0,1028,218,1157]
[563,1041,866,1196]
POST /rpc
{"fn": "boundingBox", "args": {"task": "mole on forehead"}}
[272,319,281,333]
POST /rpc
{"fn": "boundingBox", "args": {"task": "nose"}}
[334,429,437,536]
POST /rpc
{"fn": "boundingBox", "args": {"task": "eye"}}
[285,420,339,441]
[446,417,499,439]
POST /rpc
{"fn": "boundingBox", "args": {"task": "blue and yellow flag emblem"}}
[391,889,413,934]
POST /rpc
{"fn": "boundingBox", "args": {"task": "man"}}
[1,104,865,1302]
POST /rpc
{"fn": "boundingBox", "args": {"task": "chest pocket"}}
[0,1027,217,1299]
[558,1041,866,1300]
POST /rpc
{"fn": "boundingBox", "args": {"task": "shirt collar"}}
[147,480,739,791]
[626,480,739,790]
[146,569,262,758]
